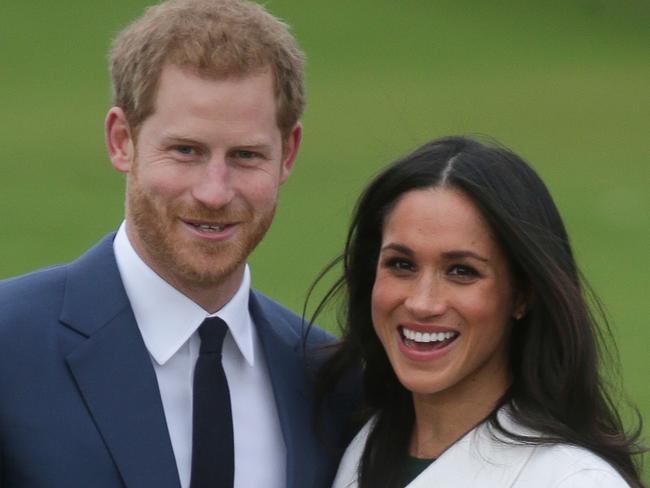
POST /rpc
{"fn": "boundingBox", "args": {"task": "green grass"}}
[1,0,648,480]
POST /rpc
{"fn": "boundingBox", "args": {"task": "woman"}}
[311,136,643,487]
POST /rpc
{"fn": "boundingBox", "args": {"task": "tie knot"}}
[198,317,229,354]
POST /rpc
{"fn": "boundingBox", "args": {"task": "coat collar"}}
[335,408,538,488]
[409,409,537,488]
[61,234,181,488]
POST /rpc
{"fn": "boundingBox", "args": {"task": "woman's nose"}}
[403,275,447,319]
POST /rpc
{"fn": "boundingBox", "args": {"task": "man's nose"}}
[191,155,236,209]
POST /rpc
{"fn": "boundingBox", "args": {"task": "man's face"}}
[108,64,300,305]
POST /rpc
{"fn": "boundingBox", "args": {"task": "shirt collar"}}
[113,222,256,367]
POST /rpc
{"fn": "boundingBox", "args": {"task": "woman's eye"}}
[384,257,415,272]
[448,265,478,278]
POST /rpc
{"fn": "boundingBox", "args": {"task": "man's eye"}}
[174,145,195,155]
[236,150,258,159]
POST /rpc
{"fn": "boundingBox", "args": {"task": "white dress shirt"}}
[113,223,286,488]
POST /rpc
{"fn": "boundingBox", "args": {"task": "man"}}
[0,0,357,486]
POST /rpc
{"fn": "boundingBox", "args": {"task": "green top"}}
[404,455,435,485]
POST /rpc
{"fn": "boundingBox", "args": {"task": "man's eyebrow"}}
[160,133,199,144]
[160,133,274,148]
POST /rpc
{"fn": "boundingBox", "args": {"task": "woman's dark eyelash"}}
[385,257,413,270]
[450,264,478,275]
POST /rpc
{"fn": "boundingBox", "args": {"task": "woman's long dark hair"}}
[310,136,644,487]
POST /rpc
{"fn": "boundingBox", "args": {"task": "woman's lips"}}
[397,324,459,360]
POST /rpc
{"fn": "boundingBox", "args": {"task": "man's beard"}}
[126,175,275,289]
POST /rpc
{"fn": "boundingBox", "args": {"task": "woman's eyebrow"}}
[441,250,489,262]
[380,244,489,263]
[380,243,414,256]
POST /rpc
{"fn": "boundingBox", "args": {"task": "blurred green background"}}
[1,0,648,479]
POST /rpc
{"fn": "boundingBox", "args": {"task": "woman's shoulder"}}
[492,410,629,487]
[423,409,630,487]
[516,442,629,487]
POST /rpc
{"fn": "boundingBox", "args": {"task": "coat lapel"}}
[409,411,537,488]
[61,235,181,488]
[250,291,324,488]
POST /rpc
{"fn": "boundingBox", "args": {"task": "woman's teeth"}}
[402,327,457,343]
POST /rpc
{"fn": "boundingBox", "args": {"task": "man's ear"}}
[105,107,135,173]
[279,122,302,184]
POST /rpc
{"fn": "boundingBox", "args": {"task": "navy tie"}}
[190,317,234,488]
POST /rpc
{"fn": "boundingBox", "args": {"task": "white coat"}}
[332,409,629,488]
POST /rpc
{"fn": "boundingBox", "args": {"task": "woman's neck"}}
[409,376,510,459]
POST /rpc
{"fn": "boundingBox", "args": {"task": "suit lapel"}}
[61,235,181,488]
[250,291,321,488]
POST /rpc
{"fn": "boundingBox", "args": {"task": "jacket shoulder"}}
[0,233,117,337]
[250,289,336,346]
[0,265,68,324]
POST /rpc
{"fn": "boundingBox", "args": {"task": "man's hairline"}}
[123,62,296,147]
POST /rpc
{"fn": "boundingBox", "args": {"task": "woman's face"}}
[371,187,522,404]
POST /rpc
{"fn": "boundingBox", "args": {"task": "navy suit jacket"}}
[0,234,358,487]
